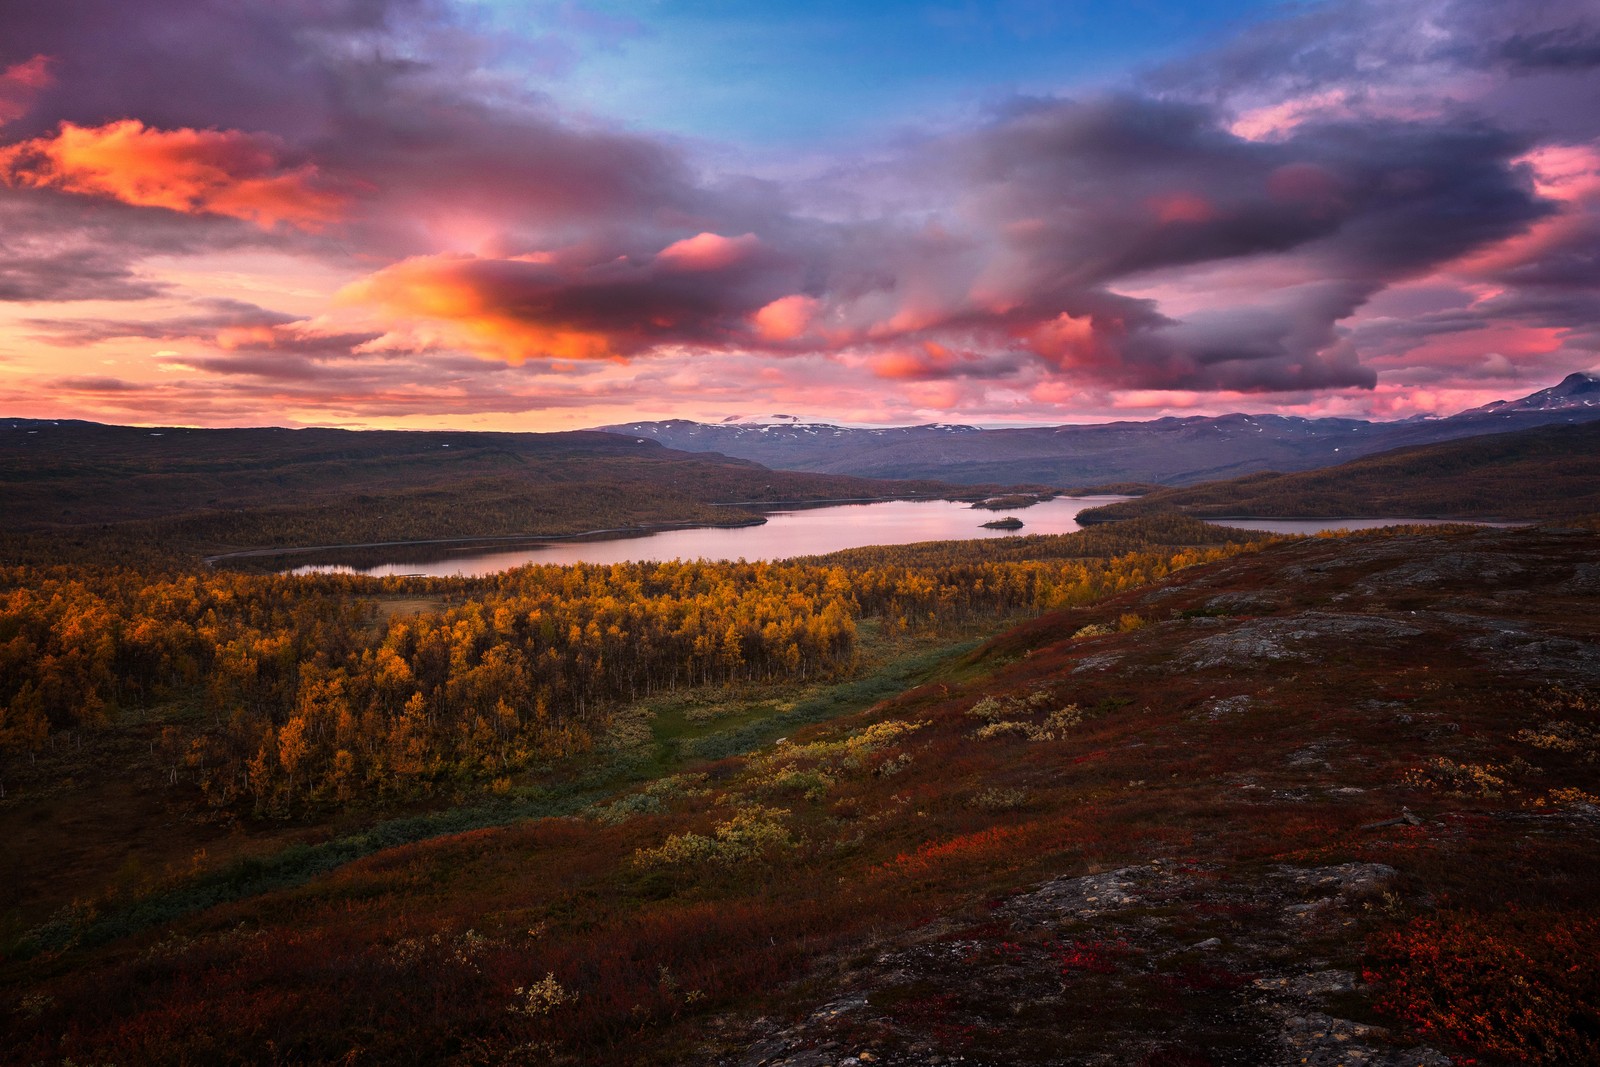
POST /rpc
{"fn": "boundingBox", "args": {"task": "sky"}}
[0,0,1597,430]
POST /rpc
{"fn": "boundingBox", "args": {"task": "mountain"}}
[598,374,1600,487]
[1472,371,1600,413]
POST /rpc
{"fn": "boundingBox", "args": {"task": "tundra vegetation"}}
[2,498,1598,1063]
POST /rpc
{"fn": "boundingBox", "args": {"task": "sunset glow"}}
[0,0,1596,429]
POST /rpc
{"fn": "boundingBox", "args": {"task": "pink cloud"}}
[1229,90,1353,141]
[753,294,820,342]
[1149,192,1217,224]
[656,232,761,271]
[0,55,53,126]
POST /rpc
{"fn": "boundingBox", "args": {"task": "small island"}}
[980,516,1025,529]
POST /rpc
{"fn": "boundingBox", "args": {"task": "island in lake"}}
[980,516,1025,529]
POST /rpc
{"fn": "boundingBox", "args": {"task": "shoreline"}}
[202,515,769,564]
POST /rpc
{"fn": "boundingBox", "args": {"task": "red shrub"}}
[1365,910,1600,1065]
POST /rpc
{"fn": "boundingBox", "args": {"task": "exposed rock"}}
[1463,629,1600,679]
[1203,592,1282,615]
[1560,562,1600,594]
[1071,653,1121,674]
[1355,552,1525,593]
[1203,695,1253,720]
[722,861,1445,1067]
[1180,613,1424,670]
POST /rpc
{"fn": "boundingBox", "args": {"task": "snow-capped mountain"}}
[1473,372,1600,414]
[597,377,1600,487]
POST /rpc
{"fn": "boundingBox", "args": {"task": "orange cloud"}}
[0,119,347,231]
[0,55,53,126]
[870,342,957,381]
[1023,312,1117,371]
[338,253,621,364]
[215,326,282,350]
[339,237,799,364]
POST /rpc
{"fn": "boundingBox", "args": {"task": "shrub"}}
[1516,720,1600,760]
[967,689,1082,742]
[969,787,1030,811]
[510,973,578,1016]
[1402,756,1522,797]
[1366,911,1600,1065]
[633,804,793,869]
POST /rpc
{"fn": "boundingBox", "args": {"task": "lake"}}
[1213,517,1524,535]
[287,496,1128,577]
[278,501,1526,578]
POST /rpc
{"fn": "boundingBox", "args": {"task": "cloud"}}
[20,298,296,344]
[0,119,348,231]
[655,232,761,272]
[1496,24,1600,73]
[0,244,165,302]
[336,234,804,363]
[0,54,52,126]
[2,0,1598,425]
[318,86,1550,393]
[753,294,821,342]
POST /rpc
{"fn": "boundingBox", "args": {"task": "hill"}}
[0,420,978,558]
[4,521,1598,1064]
[598,374,1600,486]
[1077,419,1600,525]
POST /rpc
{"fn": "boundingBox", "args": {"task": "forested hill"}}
[0,420,972,557]
[1077,419,1600,524]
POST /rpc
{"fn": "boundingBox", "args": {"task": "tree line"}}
[1,526,1259,813]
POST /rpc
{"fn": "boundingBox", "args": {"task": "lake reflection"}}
[289,496,1128,577]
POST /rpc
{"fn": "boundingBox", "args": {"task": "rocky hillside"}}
[707,522,1600,1065]
[7,521,1598,1065]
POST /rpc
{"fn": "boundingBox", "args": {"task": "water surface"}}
[1213,517,1523,535]
[290,496,1128,577]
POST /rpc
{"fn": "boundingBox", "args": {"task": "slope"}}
[0,420,972,557]
[5,522,1599,1065]
[1077,419,1600,524]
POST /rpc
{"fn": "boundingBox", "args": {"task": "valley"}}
[5,1,1597,1062]
[4,517,1597,1065]
[3,385,1599,1066]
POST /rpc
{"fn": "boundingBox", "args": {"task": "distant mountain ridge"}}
[1473,372,1600,413]
[599,374,1600,486]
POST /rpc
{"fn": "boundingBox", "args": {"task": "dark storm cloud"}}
[834,95,1544,390]
[1498,27,1600,72]
[0,245,164,302]
[20,300,296,344]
